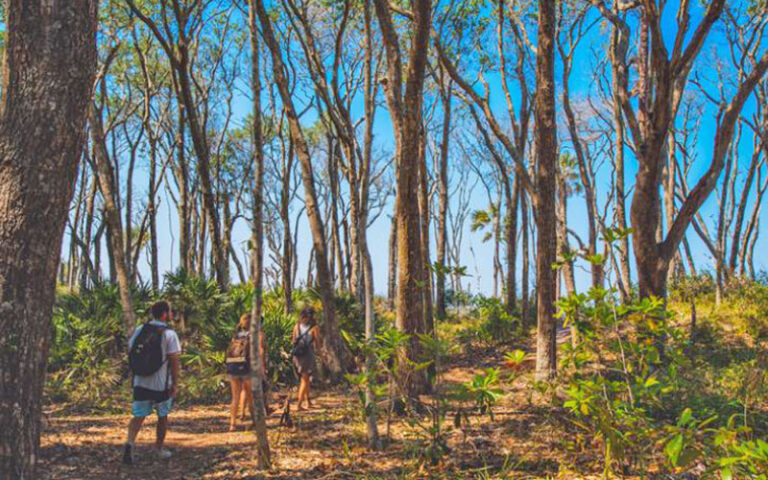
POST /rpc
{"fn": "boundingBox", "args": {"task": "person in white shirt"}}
[122,301,181,464]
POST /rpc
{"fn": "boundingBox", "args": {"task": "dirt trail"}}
[38,342,592,480]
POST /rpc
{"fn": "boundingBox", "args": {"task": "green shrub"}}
[47,275,309,407]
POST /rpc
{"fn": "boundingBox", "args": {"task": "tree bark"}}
[418,126,433,336]
[247,4,271,466]
[388,216,397,310]
[372,0,433,395]
[127,0,227,290]
[0,1,96,476]
[534,0,558,381]
[435,79,451,321]
[609,18,631,298]
[521,190,530,328]
[255,0,348,378]
[89,102,138,335]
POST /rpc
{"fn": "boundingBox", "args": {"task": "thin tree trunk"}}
[388,216,397,310]
[361,0,380,447]
[435,80,451,320]
[175,101,191,273]
[557,171,575,296]
[90,102,137,335]
[80,175,99,290]
[418,126,433,335]
[247,4,271,466]
[534,0,558,380]
[521,190,530,328]
[506,178,518,315]
[610,22,631,298]
[256,1,347,377]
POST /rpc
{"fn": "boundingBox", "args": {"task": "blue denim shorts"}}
[132,397,173,418]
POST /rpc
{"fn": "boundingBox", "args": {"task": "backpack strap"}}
[148,321,172,392]
[294,327,311,346]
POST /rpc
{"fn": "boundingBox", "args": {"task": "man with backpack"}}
[122,300,181,465]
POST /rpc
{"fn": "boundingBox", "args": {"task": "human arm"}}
[168,353,180,398]
[165,330,182,397]
[259,331,267,373]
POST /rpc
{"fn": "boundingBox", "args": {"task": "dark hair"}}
[299,306,315,324]
[151,301,171,319]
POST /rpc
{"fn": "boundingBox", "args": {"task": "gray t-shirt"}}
[129,320,181,392]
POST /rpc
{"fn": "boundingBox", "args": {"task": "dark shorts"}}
[133,386,169,402]
[226,362,251,377]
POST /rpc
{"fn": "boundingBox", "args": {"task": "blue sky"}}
[64,0,768,297]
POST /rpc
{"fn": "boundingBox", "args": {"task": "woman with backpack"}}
[225,314,269,431]
[291,307,321,410]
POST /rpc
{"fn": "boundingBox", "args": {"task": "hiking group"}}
[121,301,320,465]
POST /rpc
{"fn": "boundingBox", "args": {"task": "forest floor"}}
[39,328,599,480]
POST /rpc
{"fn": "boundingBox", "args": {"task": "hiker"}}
[226,313,269,431]
[123,301,181,465]
[291,307,321,410]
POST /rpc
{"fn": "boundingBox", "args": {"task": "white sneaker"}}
[156,448,172,460]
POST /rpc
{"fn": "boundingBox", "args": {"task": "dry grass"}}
[39,338,604,480]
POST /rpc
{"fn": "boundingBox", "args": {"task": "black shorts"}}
[133,386,169,402]
[226,362,251,376]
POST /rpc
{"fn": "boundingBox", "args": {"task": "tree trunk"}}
[0,2,96,476]
[372,0,433,396]
[80,175,98,290]
[362,0,380,447]
[556,170,575,296]
[610,22,631,298]
[176,106,191,273]
[281,136,295,314]
[505,178,518,315]
[521,190,530,328]
[388,216,397,310]
[247,4,271,466]
[148,132,159,291]
[89,102,137,335]
[418,126,433,335]
[534,0,558,381]
[435,81,451,321]
[255,1,348,377]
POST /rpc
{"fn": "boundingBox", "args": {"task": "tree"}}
[372,0,434,395]
[89,73,138,335]
[0,1,97,477]
[254,0,349,378]
[126,0,230,290]
[592,0,768,298]
[436,0,533,317]
[247,0,271,467]
[533,0,558,380]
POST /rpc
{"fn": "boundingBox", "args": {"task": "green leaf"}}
[665,434,684,466]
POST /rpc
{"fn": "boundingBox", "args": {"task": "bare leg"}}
[126,416,145,445]
[240,387,248,420]
[243,378,256,426]
[296,376,306,411]
[156,416,168,451]
[229,378,242,431]
[304,375,313,408]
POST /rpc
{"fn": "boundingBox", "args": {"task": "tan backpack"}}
[226,333,249,364]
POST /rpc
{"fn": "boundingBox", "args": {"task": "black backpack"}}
[129,322,167,376]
